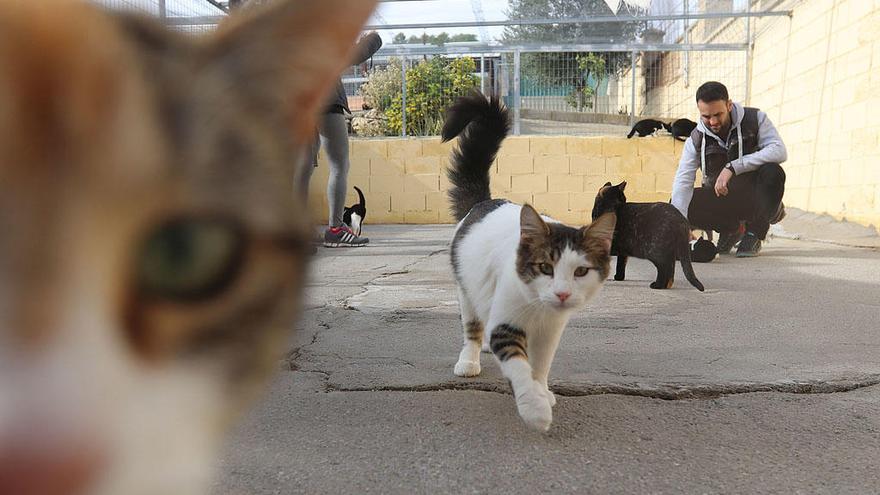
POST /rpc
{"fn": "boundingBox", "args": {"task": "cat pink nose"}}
[555,292,570,302]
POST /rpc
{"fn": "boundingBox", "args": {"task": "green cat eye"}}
[574,266,591,277]
[137,217,245,301]
[538,263,554,276]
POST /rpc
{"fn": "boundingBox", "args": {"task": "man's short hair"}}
[696,81,729,103]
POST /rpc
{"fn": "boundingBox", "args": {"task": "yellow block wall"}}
[307,136,692,225]
[749,0,880,229]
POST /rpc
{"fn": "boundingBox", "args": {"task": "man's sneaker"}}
[770,202,786,224]
[323,225,368,247]
[735,232,762,257]
[716,223,745,255]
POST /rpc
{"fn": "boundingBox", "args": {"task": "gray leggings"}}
[298,112,350,228]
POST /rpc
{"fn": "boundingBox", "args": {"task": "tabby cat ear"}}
[207,0,378,140]
[617,181,627,191]
[583,212,616,253]
[520,204,550,240]
[603,181,612,187]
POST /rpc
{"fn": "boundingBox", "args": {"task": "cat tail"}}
[442,91,510,221]
[626,126,636,139]
[353,186,365,207]
[676,241,705,292]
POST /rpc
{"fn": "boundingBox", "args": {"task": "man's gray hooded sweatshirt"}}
[671,101,787,218]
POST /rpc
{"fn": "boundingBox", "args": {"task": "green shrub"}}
[360,56,479,136]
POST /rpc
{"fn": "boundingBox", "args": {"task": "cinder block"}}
[372,209,405,223]
[530,136,563,155]
[511,174,548,193]
[363,192,391,213]
[498,137,530,155]
[490,174,513,194]
[405,156,441,174]
[386,139,423,159]
[506,192,534,206]
[583,175,612,194]
[370,157,405,176]
[626,173,657,193]
[554,210,589,226]
[602,138,639,158]
[440,173,453,192]
[404,210,440,224]
[641,154,678,174]
[425,192,448,212]
[370,175,405,193]
[350,139,388,159]
[498,155,534,175]
[566,137,603,156]
[569,155,606,175]
[392,192,426,211]
[637,138,674,155]
[655,174,677,194]
[438,209,457,224]
[422,138,455,157]
[346,174,371,194]
[569,192,596,211]
[404,174,440,193]
[533,155,570,175]
[532,193,569,215]
[548,174,584,193]
[349,156,370,175]
[606,156,642,175]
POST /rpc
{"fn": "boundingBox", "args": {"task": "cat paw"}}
[481,342,491,353]
[614,274,625,281]
[515,382,553,432]
[649,281,666,289]
[454,360,481,377]
[544,387,557,407]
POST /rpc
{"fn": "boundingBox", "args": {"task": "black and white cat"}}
[627,118,670,138]
[443,92,616,431]
[343,186,366,236]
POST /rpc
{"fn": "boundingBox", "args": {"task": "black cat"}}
[343,186,366,236]
[591,182,704,291]
[670,118,697,142]
[627,118,670,138]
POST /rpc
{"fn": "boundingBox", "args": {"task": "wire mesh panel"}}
[353,55,487,137]
[90,0,225,34]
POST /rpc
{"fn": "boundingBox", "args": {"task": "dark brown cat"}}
[591,182,705,291]
[0,1,375,493]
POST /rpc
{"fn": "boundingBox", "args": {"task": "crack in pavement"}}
[343,250,447,310]
[321,375,880,400]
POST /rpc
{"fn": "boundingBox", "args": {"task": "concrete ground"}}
[213,211,880,495]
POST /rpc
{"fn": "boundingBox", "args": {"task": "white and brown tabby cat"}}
[0,0,375,493]
[444,92,616,432]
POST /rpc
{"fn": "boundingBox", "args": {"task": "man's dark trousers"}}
[687,163,785,239]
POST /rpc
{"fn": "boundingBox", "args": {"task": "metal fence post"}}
[401,55,407,138]
[630,50,636,127]
[744,0,753,104]
[513,50,521,136]
[480,54,486,95]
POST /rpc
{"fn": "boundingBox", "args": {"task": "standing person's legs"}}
[319,112,351,228]
[296,134,320,202]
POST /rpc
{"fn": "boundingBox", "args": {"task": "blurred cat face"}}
[0,1,375,493]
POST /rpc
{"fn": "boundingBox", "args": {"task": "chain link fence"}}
[88,0,790,138]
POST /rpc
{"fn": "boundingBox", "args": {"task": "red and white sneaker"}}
[323,225,369,247]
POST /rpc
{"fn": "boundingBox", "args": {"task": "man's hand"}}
[714,167,734,197]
